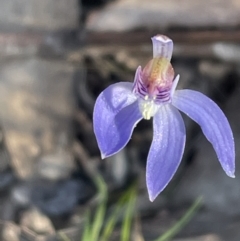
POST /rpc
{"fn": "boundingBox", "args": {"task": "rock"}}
[0,0,79,32]
[213,43,240,63]
[86,0,240,32]
[31,179,93,216]
[0,168,15,191]
[20,208,55,235]
[0,198,16,221]
[1,222,20,241]
[0,57,75,179]
[38,149,75,181]
[11,182,31,207]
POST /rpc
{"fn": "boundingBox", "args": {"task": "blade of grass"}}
[90,202,106,241]
[94,175,108,201]
[100,188,132,241]
[120,184,137,241]
[59,232,72,241]
[153,197,203,241]
[89,175,108,241]
[81,210,91,241]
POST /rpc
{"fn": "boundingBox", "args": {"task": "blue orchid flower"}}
[93,35,235,201]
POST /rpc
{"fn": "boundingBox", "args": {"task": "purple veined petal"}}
[147,104,186,202]
[132,66,149,99]
[133,66,142,88]
[133,66,147,95]
[151,35,173,60]
[170,74,180,98]
[93,82,142,159]
[172,89,235,178]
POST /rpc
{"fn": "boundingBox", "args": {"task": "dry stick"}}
[86,29,240,46]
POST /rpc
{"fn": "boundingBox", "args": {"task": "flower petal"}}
[147,105,186,201]
[151,35,173,60]
[132,66,148,99]
[170,74,180,97]
[93,82,142,158]
[172,90,235,177]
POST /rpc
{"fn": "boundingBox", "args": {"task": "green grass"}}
[59,175,202,241]
[153,197,203,241]
[80,175,137,241]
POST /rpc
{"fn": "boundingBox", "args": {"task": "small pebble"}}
[38,150,75,181]
[11,182,31,207]
[20,208,55,235]
[2,222,20,241]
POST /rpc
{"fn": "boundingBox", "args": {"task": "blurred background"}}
[0,0,240,240]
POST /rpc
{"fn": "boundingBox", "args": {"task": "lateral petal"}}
[172,89,235,177]
[93,82,142,158]
[147,105,186,201]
